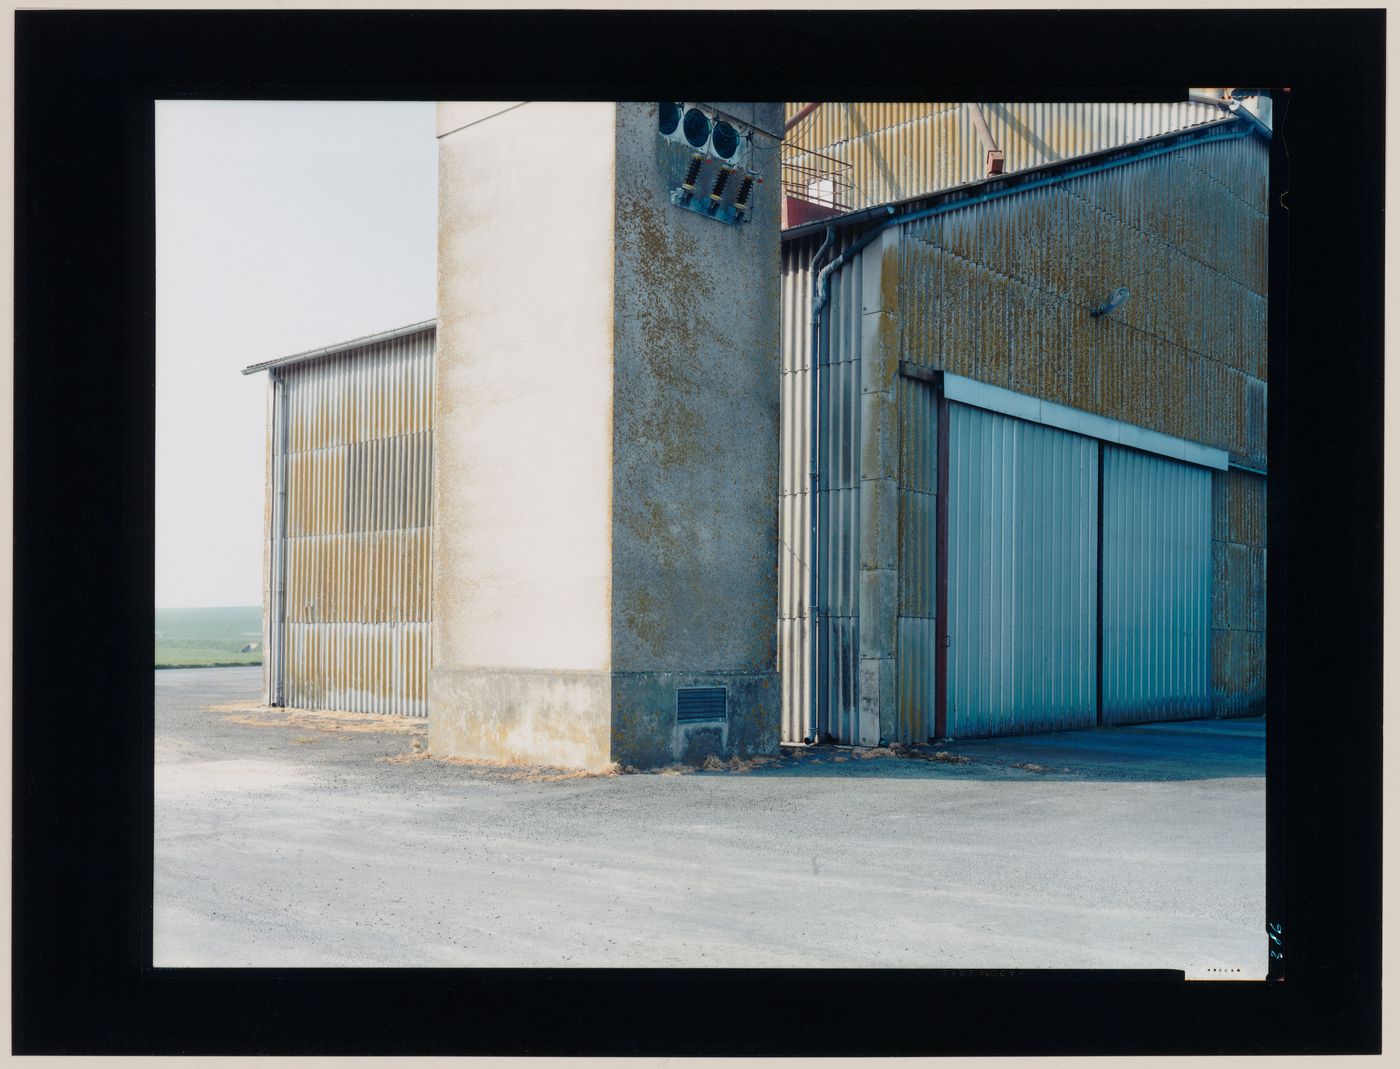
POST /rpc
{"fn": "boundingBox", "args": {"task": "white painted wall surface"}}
[433,102,616,674]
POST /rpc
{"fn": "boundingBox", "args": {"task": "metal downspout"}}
[806,224,837,745]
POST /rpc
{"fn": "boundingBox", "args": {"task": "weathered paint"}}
[893,135,1268,462]
[784,100,1229,212]
[1101,446,1213,724]
[265,326,435,716]
[1211,467,1267,717]
[895,373,937,742]
[944,403,1099,737]
[609,101,784,768]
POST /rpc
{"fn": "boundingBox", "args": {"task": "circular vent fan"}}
[711,121,739,160]
[658,101,681,136]
[683,107,711,149]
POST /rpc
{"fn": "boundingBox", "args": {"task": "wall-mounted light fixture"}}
[1090,287,1131,318]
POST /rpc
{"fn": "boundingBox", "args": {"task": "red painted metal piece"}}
[782,195,843,230]
[784,101,823,134]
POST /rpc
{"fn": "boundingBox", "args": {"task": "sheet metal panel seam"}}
[917,237,1262,387]
[1174,150,1269,221]
[1053,178,1265,297]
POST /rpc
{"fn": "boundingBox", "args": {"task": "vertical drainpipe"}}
[269,369,289,707]
[806,225,837,744]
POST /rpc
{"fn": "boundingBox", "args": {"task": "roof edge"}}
[240,318,437,376]
[781,115,1255,242]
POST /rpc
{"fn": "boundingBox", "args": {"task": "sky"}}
[155,100,438,608]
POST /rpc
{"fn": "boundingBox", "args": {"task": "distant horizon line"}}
[155,604,260,611]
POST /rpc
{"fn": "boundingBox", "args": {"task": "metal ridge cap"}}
[241,319,437,376]
[780,114,1248,242]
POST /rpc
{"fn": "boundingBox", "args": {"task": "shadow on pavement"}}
[720,717,1266,783]
[159,670,1264,785]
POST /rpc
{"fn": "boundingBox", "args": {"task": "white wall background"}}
[156,100,437,608]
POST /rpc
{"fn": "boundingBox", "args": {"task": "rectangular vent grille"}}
[677,686,728,723]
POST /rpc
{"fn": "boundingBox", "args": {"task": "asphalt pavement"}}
[155,666,1266,975]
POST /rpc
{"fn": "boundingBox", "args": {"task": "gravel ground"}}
[155,667,1266,975]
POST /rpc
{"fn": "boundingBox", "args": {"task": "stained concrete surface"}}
[156,668,1266,975]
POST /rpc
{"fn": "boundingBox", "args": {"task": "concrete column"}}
[608,101,784,768]
[430,101,618,770]
[857,228,902,745]
[431,101,783,769]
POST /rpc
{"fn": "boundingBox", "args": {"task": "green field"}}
[156,605,263,668]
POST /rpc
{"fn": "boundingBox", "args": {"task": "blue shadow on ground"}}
[713,716,1266,783]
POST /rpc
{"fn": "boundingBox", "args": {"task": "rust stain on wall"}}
[272,328,435,717]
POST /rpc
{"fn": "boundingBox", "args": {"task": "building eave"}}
[781,115,1256,242]
[241,319,437,376]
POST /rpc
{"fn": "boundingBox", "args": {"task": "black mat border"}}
[13,7,1383,1057]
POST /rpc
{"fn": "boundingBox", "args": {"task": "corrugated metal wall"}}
[784,101,1227,213]
[1211,468,1267,716]
[779,228,876,743]
[815,232,866,743]
[945,404,1098,737]
[1101,446,1212,724]
[893,133,1268,466]
[778,121,1268,741]
[271,327,435,716]
[896,375,938,742]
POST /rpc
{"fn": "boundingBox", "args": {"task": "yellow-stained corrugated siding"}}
[895,373,938,742]
[893,134,1269,465]
[1211,468,1266,717]
[784,101,1228,212]
[273,327,435,716]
